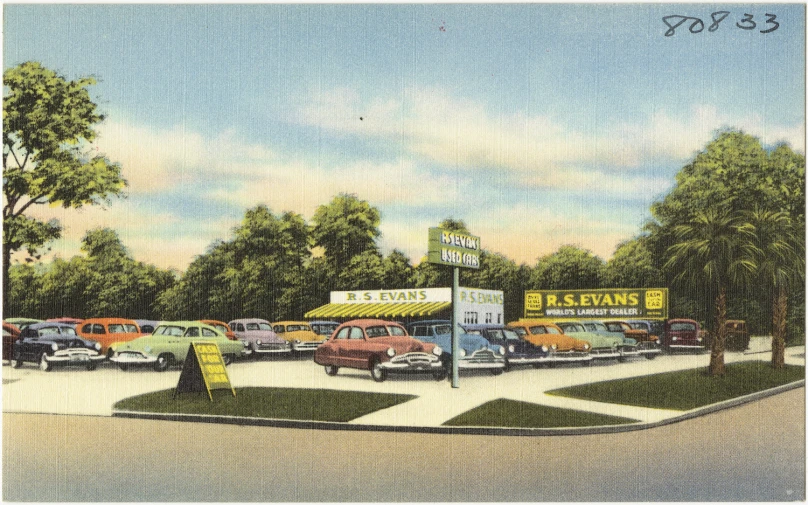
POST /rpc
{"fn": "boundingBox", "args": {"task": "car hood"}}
[420,332,503,354]
[282,330,324,342]
[524,333,589,352]
[370,336,435,354]
[567,331,621,349]
[237,331,285,344]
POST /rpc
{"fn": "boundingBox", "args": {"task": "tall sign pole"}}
[427,227,481,388]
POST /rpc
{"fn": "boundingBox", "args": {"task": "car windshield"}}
[108,324,131,333]
[39,327,60,335]
[433,325,452,334]
[670,322,697,331]
[246,322,273,331]
[312,324,337,335]
[365,326,390,338]
[532,325,560,334]
[558,323,584,332]
[585,322,608,331]
[155,325,185,336]
[211,323,228,332]
[287,325,310,332]
[629,322,647,330]
[487,329,519,341]
[387,325,407,336]
[509,326,527,336]
[605,322,626,332]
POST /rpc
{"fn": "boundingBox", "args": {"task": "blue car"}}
[462,323,552,370]
[308,320,340,339]
[407,320,506,375]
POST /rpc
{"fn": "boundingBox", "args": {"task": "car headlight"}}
[51,343,58,351]
[697,337,703,342]
[295,339,301,344]
[583,343,590,350]
[542,345,548,353]
[257,340,262,345]
[386,347,396,358]
[459,349,467,357]
[94,342,101,351]
[672,336,678,341]
[432,346,443,356]
[497,346,505,355]
[551,344,557,350]
[508,345,515,353]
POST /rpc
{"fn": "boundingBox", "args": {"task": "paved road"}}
[3,388,804,502]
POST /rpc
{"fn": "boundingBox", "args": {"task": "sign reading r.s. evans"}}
[524,288,669,319]
[427,227,480,269]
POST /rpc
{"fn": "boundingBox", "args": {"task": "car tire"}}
[222,354,234,366]
[39,353,52,372]
[490,368,504,376]
[369,358,387,382]
[118,363,129,371]
[645,353,657,360]
[432,369,447,381]
[86,363,97,371]
[153,354,171,372]
[11,354,23,368]
[324,364,339,376]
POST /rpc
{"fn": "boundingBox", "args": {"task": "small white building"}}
[304,287,504,325]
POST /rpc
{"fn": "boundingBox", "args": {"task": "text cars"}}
[314,319,444,382]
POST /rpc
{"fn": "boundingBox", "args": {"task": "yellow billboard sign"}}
[524,288,669,319]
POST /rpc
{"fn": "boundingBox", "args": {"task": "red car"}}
[314,319,445,382]
[3,322,21,363]
[662,319,705,351]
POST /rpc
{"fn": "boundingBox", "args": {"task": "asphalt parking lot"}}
[3,338,804,429]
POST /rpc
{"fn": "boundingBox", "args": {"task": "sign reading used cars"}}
[427,227,480,269]
[175,342,236,401]
[524,288,669,319]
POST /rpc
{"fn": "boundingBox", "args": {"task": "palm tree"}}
[747,208,804,368]
[664,208,757,376]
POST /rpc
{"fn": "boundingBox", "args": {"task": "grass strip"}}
[548,361,804,411]
[442,398,638,428]
[114,387,416,422]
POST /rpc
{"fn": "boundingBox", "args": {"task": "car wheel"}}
[324,364,339,376]
[645,353,657,360]
[118,363,129,371]
[153,354,171,372]
[11,354,23,368]
[86,363,97,371]
[369,358,387,382]
[490,368,504,376]
[222,354,234,366]
[432,369,447,381]
[39,353,52,372]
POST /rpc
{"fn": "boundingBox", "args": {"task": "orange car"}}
[76,318,142,357]
[199,320,238,341]
[506,320,592,365]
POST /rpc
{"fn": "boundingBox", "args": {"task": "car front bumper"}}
[458,349,506,370]
[110,351,158,364]
[47,349,106,365]
[291,340,326,352]
[379,353,444,371]
[548,350,593,363]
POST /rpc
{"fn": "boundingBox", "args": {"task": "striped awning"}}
[304,301,452,319]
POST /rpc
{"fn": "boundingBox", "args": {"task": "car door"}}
[337,326,368,367]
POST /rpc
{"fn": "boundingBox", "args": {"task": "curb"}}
[112,379,805,437]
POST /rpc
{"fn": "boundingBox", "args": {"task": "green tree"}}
[311,193,381,269]
[3,62,127,309]
[747,208,804,368]
[604,237,664,288]
[530,245,606,290]
[664,209,756,376]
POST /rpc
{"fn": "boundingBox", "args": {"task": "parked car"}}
[3,322,21,364]
[603,319,660,359]
[548,320,631,360]
[313,319,445,382]
[11,322,105,371]
[506,320,592,365]
[4,318,43,330]
[272,321,326,352]
[661,319,705,351]
[110,320,245,371]
[725,320,750,352]
[77,318,142,357]
[406,320,506,375]
[309,320,340,339]
[462,323,551,370]
[135,320,160,334]
[46,317,84,327]
[200,320,238,341]
[228,318,291,357]
[627,319,665,342]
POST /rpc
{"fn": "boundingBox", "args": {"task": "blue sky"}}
[4,4,805,271]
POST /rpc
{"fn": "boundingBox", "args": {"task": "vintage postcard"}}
[2,3,805,502]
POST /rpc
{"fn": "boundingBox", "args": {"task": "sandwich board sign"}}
[174,341,236,401]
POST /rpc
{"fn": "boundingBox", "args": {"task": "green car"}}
[110,320,245,371]
[552,321,626,361]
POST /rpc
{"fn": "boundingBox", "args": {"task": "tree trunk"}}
[771,284,788,369]
[709,286,727,376]
[2,244,10,315]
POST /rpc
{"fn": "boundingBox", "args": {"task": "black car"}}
[12,322,105,371]
[462,323,552,371]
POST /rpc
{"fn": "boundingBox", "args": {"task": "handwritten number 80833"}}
[663,12,779,36]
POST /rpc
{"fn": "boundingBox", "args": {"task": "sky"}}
[3,3,805,272]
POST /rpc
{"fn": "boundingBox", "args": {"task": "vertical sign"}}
[175,341,236,401]
[428,227,482,388]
